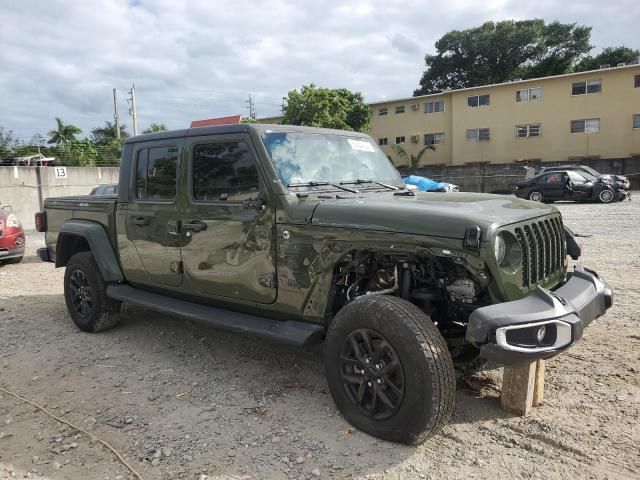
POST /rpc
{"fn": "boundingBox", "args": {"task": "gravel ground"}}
[1,198,638,480]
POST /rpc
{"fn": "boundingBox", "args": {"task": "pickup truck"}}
[36,124,613,444]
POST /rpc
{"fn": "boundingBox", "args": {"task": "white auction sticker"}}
[347,139,375,152]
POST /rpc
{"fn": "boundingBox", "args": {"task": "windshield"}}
[580,166,601,177]
[261,132,402,188]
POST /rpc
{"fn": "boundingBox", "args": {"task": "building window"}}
[572,79,601,95]
[633,114,640,129]
[467,95,490,107]
[516,87,542,102]
[424,101,445,113]
[424,133,445,145]
[635,75,640,88]
[378,138,388,145]
[466,128,490,142]
[395,136,406,144]
[378,107,388,116]
[395,105,405,114]
[515,124,541,138]
[571,118,600,134]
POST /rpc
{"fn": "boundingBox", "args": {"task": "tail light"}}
[6,213,21,228]
[35,211,47,232]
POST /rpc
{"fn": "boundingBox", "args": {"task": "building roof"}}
[190,115,242,128]
[368,62,640,106]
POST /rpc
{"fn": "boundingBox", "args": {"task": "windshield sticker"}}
[347,139,375,152]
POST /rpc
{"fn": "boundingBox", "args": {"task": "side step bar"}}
[106,284,324,347]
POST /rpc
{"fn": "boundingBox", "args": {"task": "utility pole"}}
[281,96,287,115]
[128,83,138,136]
[246,93,256,119]
[113,88,121,140]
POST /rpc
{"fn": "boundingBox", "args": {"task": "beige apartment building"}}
[370,64,640,166]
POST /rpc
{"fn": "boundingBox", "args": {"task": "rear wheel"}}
[598,189,615,204]
[528,190,544,202]
[324,295,455,444]
[64,252,120,332]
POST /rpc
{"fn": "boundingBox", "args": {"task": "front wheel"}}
[64,252,121,332]
[598,189,615,204]
[324,295,455,444]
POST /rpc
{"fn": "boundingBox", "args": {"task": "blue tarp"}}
[403,175,451,192]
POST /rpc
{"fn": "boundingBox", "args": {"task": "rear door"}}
[180,134,277,304]
[540,173,564,200]
[125,142,183,287]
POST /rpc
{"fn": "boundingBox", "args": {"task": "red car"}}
[0,207,25,264]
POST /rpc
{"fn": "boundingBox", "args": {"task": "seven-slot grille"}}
[514,217,566,288]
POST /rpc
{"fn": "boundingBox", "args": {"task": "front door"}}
[566,171,593,200]
[125,142,183,287]
[181,135,276,304]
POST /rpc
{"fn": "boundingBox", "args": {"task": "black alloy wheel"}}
[340,328,405,420]
[69,269,93,319]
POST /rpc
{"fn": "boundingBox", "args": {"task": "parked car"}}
[0,206,25,264]
[538,165,631,191]
[515,169,629,203]
[35,124,612,444]
[89,183,119,195]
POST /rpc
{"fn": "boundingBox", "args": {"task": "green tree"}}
[414,20,592,95]
[0,127,17,157]
[57,140,98,166]
[574,46,640,72]
[142,123,168,134]
[47,117,82,146]
[392,144,435,169]
[240,117,258,124]
[282,85,371,132]
[90,121,128,165]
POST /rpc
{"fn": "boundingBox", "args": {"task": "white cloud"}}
[0,0,637,141]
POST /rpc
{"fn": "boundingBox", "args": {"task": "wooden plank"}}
[501,362,536,416]
[532,359,545,407]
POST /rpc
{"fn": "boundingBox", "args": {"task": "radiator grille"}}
[514,217,566,288]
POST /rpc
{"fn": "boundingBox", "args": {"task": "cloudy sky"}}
[1,0,638,142]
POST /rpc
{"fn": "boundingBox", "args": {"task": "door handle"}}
[131,216,150,226]
[183,220,207,232]
[242,198,266,210]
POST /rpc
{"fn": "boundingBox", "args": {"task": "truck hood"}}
[310,192,557,239]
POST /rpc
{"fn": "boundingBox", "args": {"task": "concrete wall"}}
[400,156,640,193]
[0,166,119,230]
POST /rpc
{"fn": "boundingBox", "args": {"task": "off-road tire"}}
[64,252,121,332]
[598,188,615,204]
[324,295,455,444]
[528,190,544,202]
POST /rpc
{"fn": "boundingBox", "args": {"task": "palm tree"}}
[392,144,435,169]
[142,123,168,134]
[47,118,82,147]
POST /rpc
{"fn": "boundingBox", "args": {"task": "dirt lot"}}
[1,198,639,480]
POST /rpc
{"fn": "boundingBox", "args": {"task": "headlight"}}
[494,234,506,264]
[6,213,20,228]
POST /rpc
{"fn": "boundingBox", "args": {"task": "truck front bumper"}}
[466,266,612,365]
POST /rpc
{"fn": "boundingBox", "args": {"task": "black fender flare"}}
[55,219,124,283]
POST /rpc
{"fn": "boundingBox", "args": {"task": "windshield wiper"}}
[340,179,400,191]
[287,181,359,193]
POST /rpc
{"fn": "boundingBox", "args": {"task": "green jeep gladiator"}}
[36,124,612,444]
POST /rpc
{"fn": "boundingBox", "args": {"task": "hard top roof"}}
[124,123,371,144]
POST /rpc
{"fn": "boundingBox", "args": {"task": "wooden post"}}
[501,360,545,415]
[532,359,545,407]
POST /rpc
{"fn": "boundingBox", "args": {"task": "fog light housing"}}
[536,325,546,343]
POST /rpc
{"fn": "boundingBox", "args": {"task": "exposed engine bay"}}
[331,250,492,367]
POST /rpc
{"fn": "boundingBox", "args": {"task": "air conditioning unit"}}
[599,64,611,69]
[617,62,626,67]
[410,135,419,143]
[411,103,420,111]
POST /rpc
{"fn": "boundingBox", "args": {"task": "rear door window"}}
[134,146,178,201]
